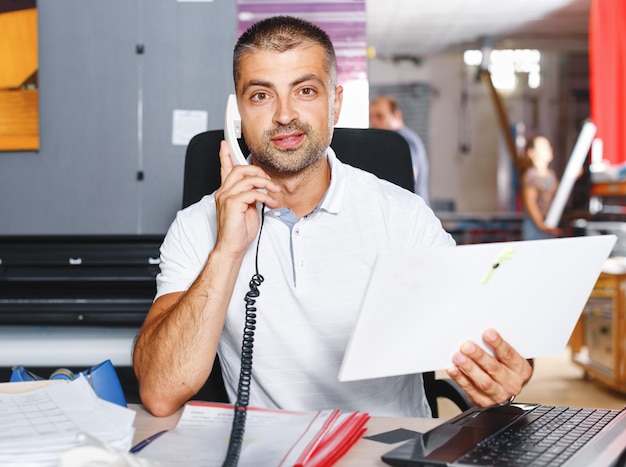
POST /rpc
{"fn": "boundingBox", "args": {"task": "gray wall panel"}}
[0,0,235,235]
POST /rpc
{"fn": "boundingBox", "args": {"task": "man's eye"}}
[252,92,269,101]
[300,87,316,96]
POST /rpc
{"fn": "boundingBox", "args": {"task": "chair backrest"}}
[182,127,414,208]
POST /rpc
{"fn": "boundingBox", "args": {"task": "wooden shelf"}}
[590,181,626,197]
[570,272,626,394]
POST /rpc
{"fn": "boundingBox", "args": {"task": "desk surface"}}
[131,404,443,466]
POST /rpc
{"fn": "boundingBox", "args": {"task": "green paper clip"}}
[482,248,514,284]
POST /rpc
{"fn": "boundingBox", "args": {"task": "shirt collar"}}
[319,146,346,215]
[264,145,347,219]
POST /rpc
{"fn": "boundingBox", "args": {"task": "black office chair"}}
[183,128,471,417]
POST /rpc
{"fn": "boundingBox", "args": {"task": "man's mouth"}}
[272,131,305,149]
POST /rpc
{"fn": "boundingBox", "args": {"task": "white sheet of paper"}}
[137,402,341,467]
[172,109,208,146]
[338,235,616,382]
[0,377,135,464]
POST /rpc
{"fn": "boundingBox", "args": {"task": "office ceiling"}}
[367,0,591,59]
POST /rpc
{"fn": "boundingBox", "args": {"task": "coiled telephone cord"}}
[222,206,266,467]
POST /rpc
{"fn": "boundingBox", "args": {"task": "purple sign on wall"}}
[236,1,367,84]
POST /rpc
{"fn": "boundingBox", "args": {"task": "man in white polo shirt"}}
[132,16,533,418]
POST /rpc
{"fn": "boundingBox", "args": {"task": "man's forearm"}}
[133,248,244,416]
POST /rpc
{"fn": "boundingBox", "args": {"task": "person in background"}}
[369,95,430,204]
[520,135,563,240]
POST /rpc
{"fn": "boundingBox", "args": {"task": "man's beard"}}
[247,122,329,174]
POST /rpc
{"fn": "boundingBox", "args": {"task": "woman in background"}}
[520,135,563,240]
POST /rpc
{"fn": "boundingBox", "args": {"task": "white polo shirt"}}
[156,147,455,417]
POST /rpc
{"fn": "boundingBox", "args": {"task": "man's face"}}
[236,45,343,173]
[369,100,397,130]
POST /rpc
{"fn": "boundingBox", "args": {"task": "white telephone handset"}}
[224,94,266,195]
[224,94,248,166]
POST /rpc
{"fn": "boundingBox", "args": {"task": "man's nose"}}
[273,97,298,126]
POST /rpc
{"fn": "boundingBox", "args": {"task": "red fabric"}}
[589,0,626,165]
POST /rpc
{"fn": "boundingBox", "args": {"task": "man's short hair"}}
[233,15,337,90]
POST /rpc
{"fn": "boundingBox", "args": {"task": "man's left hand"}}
[446,328,534,407]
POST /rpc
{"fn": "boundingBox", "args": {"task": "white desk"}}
[0,326,137,367]
[131,404,443,466]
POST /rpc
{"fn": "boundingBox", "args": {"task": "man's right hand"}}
[214,140,280,257]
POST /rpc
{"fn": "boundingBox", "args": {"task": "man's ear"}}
[333,85,344,125]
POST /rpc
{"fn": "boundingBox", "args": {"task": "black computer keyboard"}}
[458,405,622,466]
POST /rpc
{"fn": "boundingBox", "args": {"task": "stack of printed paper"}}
[136,401,370,466]
[0,376,135,466]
